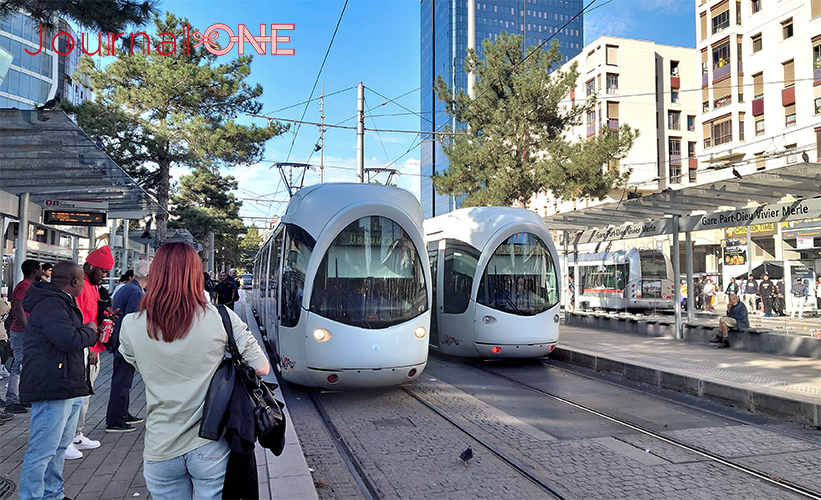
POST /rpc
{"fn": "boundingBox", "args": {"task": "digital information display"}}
[44,210,108,226]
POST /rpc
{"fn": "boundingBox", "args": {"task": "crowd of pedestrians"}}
[0,246,259,499]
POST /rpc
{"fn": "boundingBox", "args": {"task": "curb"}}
[552,347,821,427]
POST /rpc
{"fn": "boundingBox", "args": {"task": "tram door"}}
[427,241,440,348]
[266,227,284,357]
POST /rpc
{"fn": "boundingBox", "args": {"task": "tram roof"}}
[0,109,161,219]
[425,206,549,250]
[282,182,424,239]
[543,161,821,234]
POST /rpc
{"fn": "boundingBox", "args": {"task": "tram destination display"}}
[44,210,107,226]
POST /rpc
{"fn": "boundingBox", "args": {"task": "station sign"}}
[44,199,109,210]
[44,210,108,226]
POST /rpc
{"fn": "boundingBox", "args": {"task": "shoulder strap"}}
[216,305,241,361]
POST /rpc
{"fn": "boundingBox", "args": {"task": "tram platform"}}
[0,296,318,500]
[555,315,821,428]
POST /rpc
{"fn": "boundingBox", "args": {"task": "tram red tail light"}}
[408,368,417,377]
[327,374,339,384]
[548,344,556,353]
[491,346,502,354]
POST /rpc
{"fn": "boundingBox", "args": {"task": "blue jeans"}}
[7,329,24,404]
[143,438,230,500]
[18,397,83,500]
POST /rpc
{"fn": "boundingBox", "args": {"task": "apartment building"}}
[698,0,821,171]
[530,36,700,216]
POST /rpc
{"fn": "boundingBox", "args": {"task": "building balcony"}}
[714,95,731,109]
[671,76,680,88]
[689,158,698,170]
[587,123,596,136]
[713,63,731,82]
[815,67,821,85]
[702,73,708,87]
[608,119,619,130]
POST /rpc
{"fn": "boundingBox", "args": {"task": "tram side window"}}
[443,240,480,314]
[582,263,628,290]
[280,225,314,328]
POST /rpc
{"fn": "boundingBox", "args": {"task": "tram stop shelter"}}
[0,109,162,285]
[543,160,821,339]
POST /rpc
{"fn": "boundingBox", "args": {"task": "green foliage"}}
[64,11,284,245]
[238,224,262,272]
[169,166,245,270]
[0,0,158,33]
[433,33,639,207]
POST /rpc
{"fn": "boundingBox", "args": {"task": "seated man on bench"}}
[710,292,749,348]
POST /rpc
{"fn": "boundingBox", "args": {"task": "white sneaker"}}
[73,433,101,450]
[65,443,83,460]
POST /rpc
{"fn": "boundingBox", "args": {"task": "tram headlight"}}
[414,326,426,339]
[313,328,332,342]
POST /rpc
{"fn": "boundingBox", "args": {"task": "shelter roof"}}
[543,161,821,232]
[0,109,161,219]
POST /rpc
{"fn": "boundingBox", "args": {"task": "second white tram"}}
[250,183,431,389]
[424,207,561,358]
[569,249,674,311]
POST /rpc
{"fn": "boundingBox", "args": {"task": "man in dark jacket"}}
[18,261,99,500]
[774,278,787,316]
[710,292,749,349]
[759,274,775,318]
[741,274,758,315]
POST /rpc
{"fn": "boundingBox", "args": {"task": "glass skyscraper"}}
[420,0,584,218]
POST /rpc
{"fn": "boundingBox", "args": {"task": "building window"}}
[669,138,682,184]
[688,141,696,158]
[785,104,796,127]
[687,115,696,131]
[668,111,681,130]
[587,110,595,126]
[783,60,794,88]
[752,33,762,53]
[815,97,821,115]
[713,119,733,146]
[814,43,821,70]
[606,73,619,94]
[739,113,745,141]
[712,10,730,34]
[671,88,680,103]
[670,60,679,76]
[712,40,731,72]
[751,0,761,14]
[782,19,793,40]
[755,117,765,136]
[786,144,798,164]
[753,72,763,99]
[586,79,595,97]
[605,45,618,66]
[813,0,821,19]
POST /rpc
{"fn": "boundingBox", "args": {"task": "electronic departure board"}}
[44,210,107,226]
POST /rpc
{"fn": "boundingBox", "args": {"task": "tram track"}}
[466,358,821,500]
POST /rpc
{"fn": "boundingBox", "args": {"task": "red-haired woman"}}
[118,242,269,499]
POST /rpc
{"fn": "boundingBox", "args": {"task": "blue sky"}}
[158,0,696,225]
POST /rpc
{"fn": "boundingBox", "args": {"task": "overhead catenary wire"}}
[284,0,349,164]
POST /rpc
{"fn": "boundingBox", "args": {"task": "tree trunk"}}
[156,159,171,247]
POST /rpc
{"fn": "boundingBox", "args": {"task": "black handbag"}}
[200,305,286,456]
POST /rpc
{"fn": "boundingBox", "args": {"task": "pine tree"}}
[433,33,639,207]
[64,12,284,245]
[170,166,244,270]
[0,0,157,34]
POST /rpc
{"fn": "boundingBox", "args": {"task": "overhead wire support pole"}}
[356,82,364,183]
[320,82,325,184]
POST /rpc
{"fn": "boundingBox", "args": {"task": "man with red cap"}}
[67,245,116,459]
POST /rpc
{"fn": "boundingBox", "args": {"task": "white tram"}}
[570,249,675,311]
[250,183,431,389]
[424,207,561,358]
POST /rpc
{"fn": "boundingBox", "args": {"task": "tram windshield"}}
[638,250,668,279]
[310,216,428,329]
[476,232,558,315]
